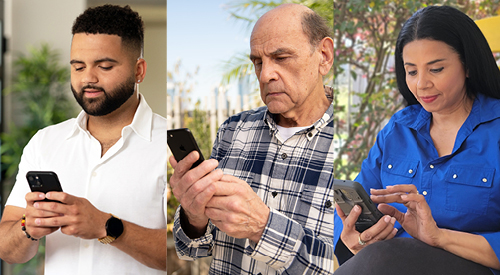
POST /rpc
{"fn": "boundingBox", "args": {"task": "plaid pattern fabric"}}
[174,86,334,274]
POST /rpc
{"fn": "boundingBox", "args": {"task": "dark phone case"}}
[167,128,204,169]
[26,171,63,202]
[334,179,384,232]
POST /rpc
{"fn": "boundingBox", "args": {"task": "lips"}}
[83,90,104,98]
[82,85,105,98]
[420,95,438,104]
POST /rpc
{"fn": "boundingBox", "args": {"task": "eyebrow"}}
[270,48,293,56]
[250,48,295,61]
[70,58,118,65]
[404,58,446,66]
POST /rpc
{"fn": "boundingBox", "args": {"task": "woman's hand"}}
[370,184,444,247]
[336,203,398,254]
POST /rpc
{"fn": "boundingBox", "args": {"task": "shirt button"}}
[325,200,332,208]
[483,178,488,183]
[307,132,313,138]
[453,174,458,179]
[423,191,428,196]
[281,153,287,160]
[408,169,413,174]
[429,164,434,169]
[388,164,393,169]
[272,191,278,198]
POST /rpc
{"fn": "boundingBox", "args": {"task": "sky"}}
[167,1,255,108]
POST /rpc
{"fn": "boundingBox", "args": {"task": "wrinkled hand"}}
[23,192,62,239]
[169,151,223,232]
[205,175,269,244]
[30,192,109,239]
[336,203,397,254]
[370,184,443,247]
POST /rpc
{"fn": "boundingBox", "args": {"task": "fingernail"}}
[384,216,391,223]
[401,195,407,199]
[39,193,45,199]
[34,202,39,208]
[354,205,360,212]
[394,228,398,233]
[35,219,41,225]
[391,217,396,224]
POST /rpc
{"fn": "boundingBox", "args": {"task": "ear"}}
[135,58,147,83]
[318,37,334,76]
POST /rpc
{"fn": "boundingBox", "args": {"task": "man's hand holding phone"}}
[29,192,110,240]
[168,151,223,238]
[24,192,63,239]
[336,202,398,255]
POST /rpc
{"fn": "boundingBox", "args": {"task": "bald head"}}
[252,4,331,50]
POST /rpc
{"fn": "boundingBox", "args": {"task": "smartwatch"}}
[98,214,124,244]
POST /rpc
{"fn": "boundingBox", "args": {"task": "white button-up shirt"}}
[6,95,167,275]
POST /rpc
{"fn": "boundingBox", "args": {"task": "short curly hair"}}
[72,5,144,57]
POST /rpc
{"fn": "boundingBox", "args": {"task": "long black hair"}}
[395,5,500,105]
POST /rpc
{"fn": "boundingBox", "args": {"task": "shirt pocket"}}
[445,165,494,214]
[299,185,333,237]
[381,157,419,184]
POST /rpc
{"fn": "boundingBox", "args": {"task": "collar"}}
[394,93,500,132]
[264,85,334,141]
[66,93,154,142]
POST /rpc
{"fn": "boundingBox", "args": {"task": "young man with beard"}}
[0,5,166,273]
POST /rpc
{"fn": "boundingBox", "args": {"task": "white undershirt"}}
[276,125,311,141]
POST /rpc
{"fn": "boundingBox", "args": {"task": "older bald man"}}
[169,3,334,274]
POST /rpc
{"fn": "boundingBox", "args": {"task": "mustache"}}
[82,85,105,92]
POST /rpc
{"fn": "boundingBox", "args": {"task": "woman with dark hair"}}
[334,5,500,275]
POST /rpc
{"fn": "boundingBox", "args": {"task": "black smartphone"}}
[334,179,384,232]
[167,128,204,169]
[26,171,63,202]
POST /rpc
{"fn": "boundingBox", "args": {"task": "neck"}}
[431,96,473,130]
[87,93,140,146]
[277,84,330,127]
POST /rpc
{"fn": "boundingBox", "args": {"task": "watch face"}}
[107,217,124,238]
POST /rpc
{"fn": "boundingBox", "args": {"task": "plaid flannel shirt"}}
[174,86,334,274]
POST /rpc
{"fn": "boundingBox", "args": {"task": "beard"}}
[71,76,136,117]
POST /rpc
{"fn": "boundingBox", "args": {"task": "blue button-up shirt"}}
[334,93,500,274]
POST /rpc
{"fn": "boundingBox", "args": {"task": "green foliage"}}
[333,0,500,179]
[1,44,76,178]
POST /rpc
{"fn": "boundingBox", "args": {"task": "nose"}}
[82,68,98,84]
[258,60,278,83]
[416,72,430,90]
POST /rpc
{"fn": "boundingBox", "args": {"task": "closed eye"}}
[100,66,113,71]
[407,70,417,76]
[430,67,444,73]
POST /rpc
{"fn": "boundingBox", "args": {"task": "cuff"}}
[173,206,214,260]
[244,208,304,270]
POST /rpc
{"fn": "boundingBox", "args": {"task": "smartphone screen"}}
[167,128,204,169]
